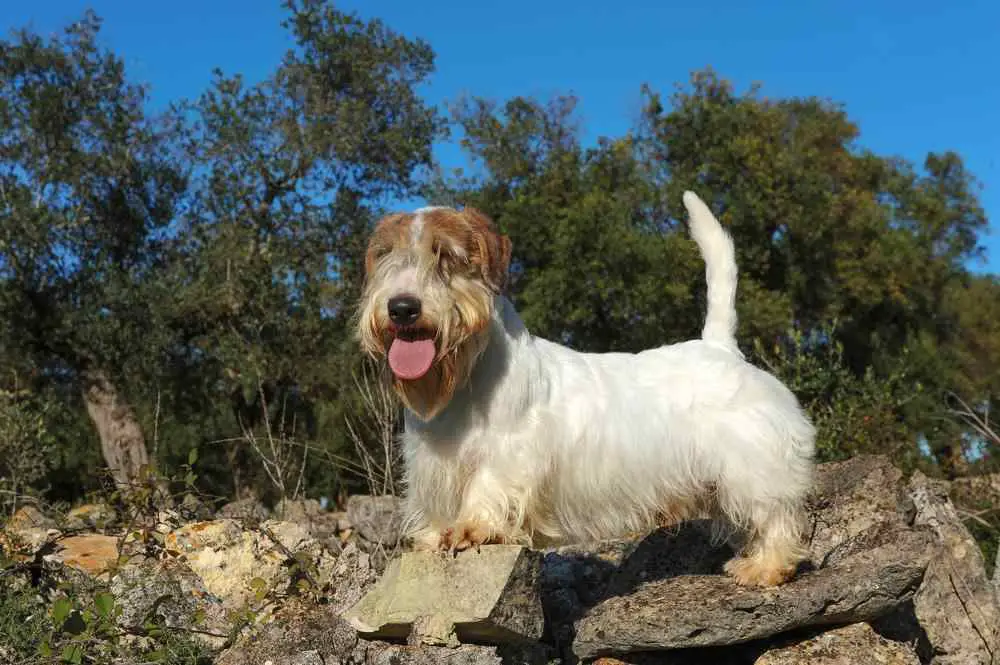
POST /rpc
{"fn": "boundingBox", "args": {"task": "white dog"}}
[356,191,815,586]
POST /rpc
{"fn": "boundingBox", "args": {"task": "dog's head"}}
[356,206,511,420]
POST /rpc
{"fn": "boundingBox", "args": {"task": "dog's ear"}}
[364,213,409,278]
[463,207,511,293]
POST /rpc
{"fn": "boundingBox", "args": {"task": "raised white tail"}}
[682,191,740,356]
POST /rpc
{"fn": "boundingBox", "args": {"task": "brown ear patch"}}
[365,212,414,276]
[460,207,512,293]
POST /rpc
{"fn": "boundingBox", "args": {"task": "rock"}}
[178,493,215,521]
[754,623,919,664]
[276,498,343,552]
[164,519,336,608]
[807,455,914,567]
[346,495,402,547]
[215,602,361,665]
[951,473,1000,509]
[110,558,229,648]
[65,503,117,531]
[47,534,123,577]
[603,520,733,597]
[6,504,55,531]
[909,471,1000,665]
[4,505,59,549]
[995,548,1000,605]
[540,524,725,657]
[573,528,932,659]
[216,599,509,665]
[329,541,381,613]
[217,497,270,522]
[334,511,352,532]
[276,497,324,521]
[360,642,507,664]
[343,545,544,645]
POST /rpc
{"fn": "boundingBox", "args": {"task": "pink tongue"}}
[388,338,436,380]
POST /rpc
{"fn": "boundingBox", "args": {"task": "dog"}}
[356,191,815,586]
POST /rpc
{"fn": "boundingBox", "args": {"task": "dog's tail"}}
[683,191,740,355]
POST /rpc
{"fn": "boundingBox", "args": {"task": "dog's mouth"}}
[387,326,437,381]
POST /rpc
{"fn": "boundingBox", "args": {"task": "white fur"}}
[393,192,816,583]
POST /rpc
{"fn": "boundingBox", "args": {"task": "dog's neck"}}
[403,295,543,436]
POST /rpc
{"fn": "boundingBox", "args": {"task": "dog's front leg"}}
[440,468,526,552]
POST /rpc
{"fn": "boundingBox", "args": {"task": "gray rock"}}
[346,495,402,547]
[540,522,730,658]
[909,471,1000,665]
[109,558,229,648]
[995,547,1000,605]
[217,497,270,522]
[573,528,932,659]
[65,503,118,531]
[277,497,343,552]
[215,600,508,665]
[951,473,1000,510]
[754,623,919,665]
[343,545,544,645]
[4,504,59,550]
[807,455,914,567]
[330,541,380,614]
[178,493,215,521]
[7,504,55,531]
[360,642,504,665]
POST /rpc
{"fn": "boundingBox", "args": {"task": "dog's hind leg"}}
[723,498,808,586]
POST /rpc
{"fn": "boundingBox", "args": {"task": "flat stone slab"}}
[756,622,920,665]
[342,545,544,646]
[573,528,933,659]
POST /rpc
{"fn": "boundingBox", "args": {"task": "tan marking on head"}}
[417,207,512,293]
[364,212,416,277]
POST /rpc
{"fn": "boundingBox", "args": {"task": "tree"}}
[160,0,443,499]
[430,95,705,352]
[638,69,989,472]
[0,13,186,489]
[434,69,992,476]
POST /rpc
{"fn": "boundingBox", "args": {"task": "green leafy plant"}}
[752,323,920,466]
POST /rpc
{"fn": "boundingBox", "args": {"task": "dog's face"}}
[356,206,511,420]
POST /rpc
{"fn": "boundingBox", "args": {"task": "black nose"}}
[388,295,422,326]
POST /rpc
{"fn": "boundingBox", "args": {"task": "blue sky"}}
[8,0,998,273]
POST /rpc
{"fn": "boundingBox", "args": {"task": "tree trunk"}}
[82,369,151,489]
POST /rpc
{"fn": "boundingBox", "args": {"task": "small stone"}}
[217,497,270,522]
[65,503,117,530]
[345,495,402,546]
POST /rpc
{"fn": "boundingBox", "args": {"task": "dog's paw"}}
[439,520,505,554]
[409,526,445,552]
[724,555,796,587]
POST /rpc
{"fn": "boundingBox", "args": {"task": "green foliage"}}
[751,324,922,468]
[0,578,51,659]
[433,70,995,478]
[32,586,212,665]
[0,389,55,510]
[0,6,996,510]
[431,95,704,353]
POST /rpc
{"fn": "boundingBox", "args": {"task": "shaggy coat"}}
[356,192,815,586]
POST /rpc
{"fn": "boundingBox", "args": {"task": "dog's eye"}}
[435,247,470,279]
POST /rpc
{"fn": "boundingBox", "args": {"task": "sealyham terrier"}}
[356,191,815,586]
